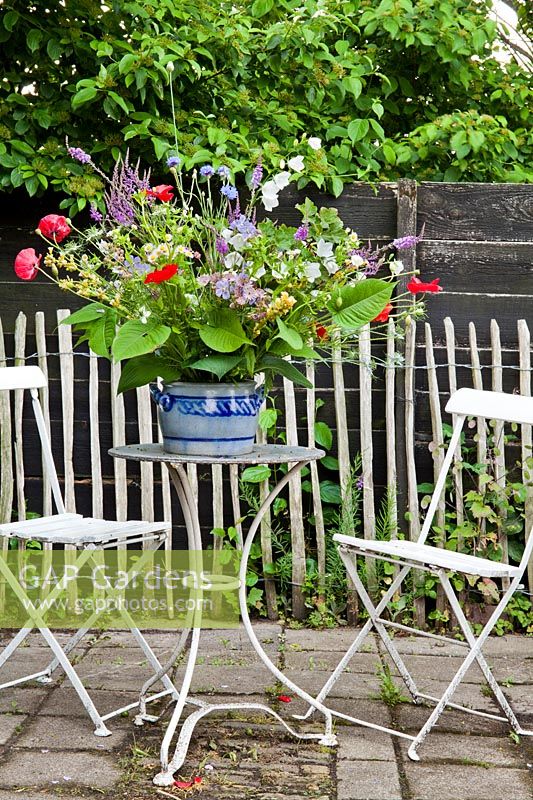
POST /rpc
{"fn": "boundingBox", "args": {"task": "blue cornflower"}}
[167,155,181,168]
[220,184,238,201]
[200,165,215,177]
[217,165,231,179]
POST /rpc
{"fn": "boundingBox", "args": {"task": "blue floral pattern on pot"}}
[150,381,263,456]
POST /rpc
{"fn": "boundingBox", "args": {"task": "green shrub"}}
[0,0,531,207]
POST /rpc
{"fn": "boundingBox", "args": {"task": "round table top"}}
[109,443,325,466]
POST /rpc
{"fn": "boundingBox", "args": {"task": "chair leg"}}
[408,569,532,760]
[38,627,111,736]
[296,561,413,721]
[345,557,421,703]
[439,571,532,737]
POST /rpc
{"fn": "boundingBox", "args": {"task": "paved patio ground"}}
[0,624,531,800]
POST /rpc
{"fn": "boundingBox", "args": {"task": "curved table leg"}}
[153,460,337,787]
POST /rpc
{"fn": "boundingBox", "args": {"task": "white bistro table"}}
[109,443,338,786]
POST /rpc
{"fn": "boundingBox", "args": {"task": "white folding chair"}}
[300,388,533,760]
[0,365,178,736]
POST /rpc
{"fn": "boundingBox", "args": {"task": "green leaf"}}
[344,77,363,98]
[108,91,130,115]
[321,455,339,471]
[276,317,303,351]
[46,39,62,61]
[117,354,177,394]
[189,354,243,379]
[241,465,271,483]
[3,11,19,31]
[152,137,170,160]
[328,279,395,330]
[251,0,274,16]
[60,303,108,326]
[259,356,312,388]
[27,29,43,52]
[199,310,251,353]
[330,176,344,197]
[259,407,277,432]
[468,130,485,152]
[111,320,171,362]
[118,53,137,74]
[347,118,370,143]
[320,480,342,504]
[87,312,117,357]
[314,421,333,450]
[72,86,98,109]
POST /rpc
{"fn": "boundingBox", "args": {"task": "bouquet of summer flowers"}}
[14,148,438,395]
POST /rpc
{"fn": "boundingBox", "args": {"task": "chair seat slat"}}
[334,535,519,579]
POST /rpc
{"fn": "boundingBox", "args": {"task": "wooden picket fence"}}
[1,309,532,624]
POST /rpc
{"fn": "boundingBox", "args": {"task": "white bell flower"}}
[272,171,291,190]
[229,233,247,251]
[302,261,321,283]
[308,137,322,150]
[350,254,365,267]
[316,238,334,259]
[288,155,305,173]
[224,252,244,269]
[390,259,404,276]
[324,258,340,275]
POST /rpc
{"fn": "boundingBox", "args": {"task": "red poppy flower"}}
[174,777,202,789]
[146,184,174,202]
[407,276,442,294]
[372,303,392,323]
[37,214,71,243]
[144,263,178,284]
[277,694,292,703]
[315,325,328,341]
[14,248,41,281]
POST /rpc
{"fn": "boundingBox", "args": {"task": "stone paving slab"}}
[14,714,129,751]
[398,731,525,767]
[404,763,533,800]
[0,750,121,790]
[337,729,397,761]
[39,686,139,717]
[0,688,47,715]
[284,627,379,652]
[337,760,402,799]
[0,714,27,746]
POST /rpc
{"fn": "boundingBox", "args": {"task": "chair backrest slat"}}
[0,366,65,516]
[446,388,533,425]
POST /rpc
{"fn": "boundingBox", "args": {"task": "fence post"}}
[395,179,418,537]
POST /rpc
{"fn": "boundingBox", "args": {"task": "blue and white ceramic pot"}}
[150,381,263,456]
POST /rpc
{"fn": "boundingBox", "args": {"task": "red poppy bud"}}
[407,276,442,294]
[174,777,202,789]
[144,263,179,284]
[37,214,71,243]
[315,325,328,341]
[14,248,41,281]
[372,303,392,323]
[146,184,174,202]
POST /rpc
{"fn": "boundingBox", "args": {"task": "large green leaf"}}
[276,317,303,351]
[60,303,108,326]
[198,309,251,353]
[87,312,117,358]
[189,354,243,379]
[117,354,178,394]
[111,320,171,362]
[328,279,395,330]
[259,355,312,388]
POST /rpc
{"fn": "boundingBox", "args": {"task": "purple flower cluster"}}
[229,214,257,237]
[105,154,150,226]
[124,256,151,275]
[68,146,91,164]
[392,234,422,250]
[251,161,263,189]
[89,204,103,223]
[215,237,229,255]
[200,165,214,178]
[199,271,267,307]
[294,224,309,242]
